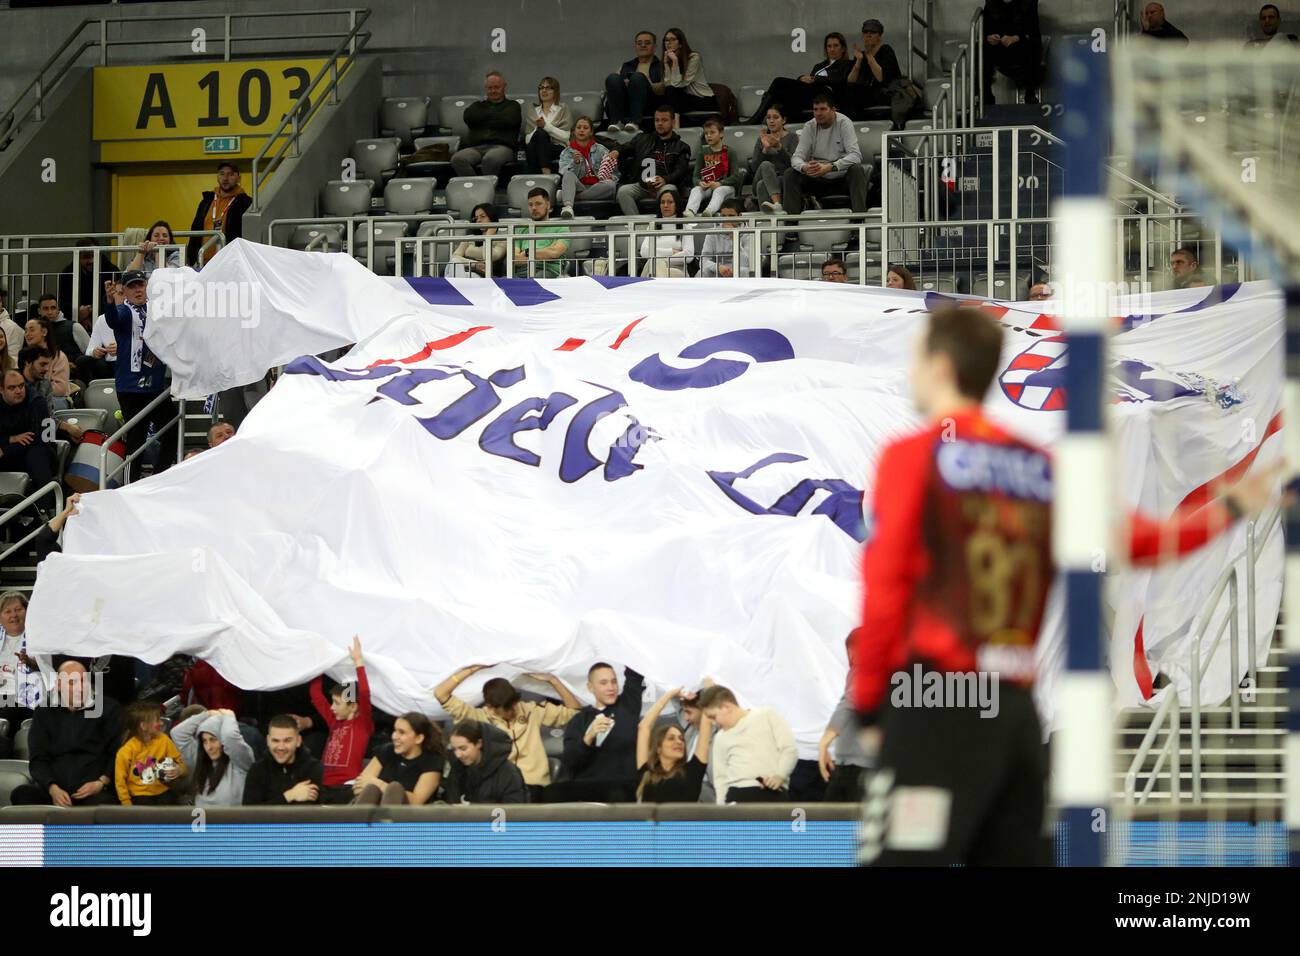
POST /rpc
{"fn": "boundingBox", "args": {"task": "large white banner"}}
[27,242,1283,755]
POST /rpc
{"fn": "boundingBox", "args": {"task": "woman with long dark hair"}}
[638,188,695,276]
[446,203,506,278]
[661,28,717,125]
[444,719,529,804]
[747,103,800,212]
[746,32,854,123]
[352,711,444,806]
[171,708,255,807]
[636,687,713,802]
[126,220,183,276]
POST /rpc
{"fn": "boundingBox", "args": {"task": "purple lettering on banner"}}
[588,275,650,289]
[283,356,403,382]
[406,365,527,440]
[709,452,867,541]
[406,277,474,306]
[493,278,562,307]
[628,329,796,391]
[559,385,656,483]
[479,392,579,466]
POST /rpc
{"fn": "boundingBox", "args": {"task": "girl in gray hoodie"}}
[171,709,255,807]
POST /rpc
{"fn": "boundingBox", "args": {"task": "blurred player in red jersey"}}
[853,306,1278,866]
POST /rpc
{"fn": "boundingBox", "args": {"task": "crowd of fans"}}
[0,626,862,806]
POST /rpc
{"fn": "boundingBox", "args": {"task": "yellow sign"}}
[93,59,336,141]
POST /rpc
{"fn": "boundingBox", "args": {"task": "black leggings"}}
[664,88,718,122]
[525,129,563,173]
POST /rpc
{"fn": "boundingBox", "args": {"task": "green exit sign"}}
[203,136,241,154]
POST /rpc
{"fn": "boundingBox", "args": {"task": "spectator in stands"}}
[605,31,666,133]
[558,118,619,219]
[0,591,42,759]
[524,77,572,175]
[546,663,645,803]
[821,258,849,282]
[1027,281,1053,300]
[0,289,21,367]
[170,708,255,808]
[57,239,118,333]
[126,220,183,276]
[447,203,506,278]
[775,92,870,215]
[845,19,919,128]
[0,369,55,505]
[1247,4,1299,46]
[0,328,11,376]
[208,422,235,448]
[187,163,251,268]
[10,660,123,806]
[982,0,1043,105]
[23,316,73,409]
[684,117,744,217]
[1140,2,1190,43]
[444,719,530,804]
[616,104,692,215]
[639,189,696,277]
[698,198,754,277]
[19,347,83,445]
[242,714,324,805]
[636,686,713,802]
[450,72,523,180]
[661,28,718,126]
[886,265,916,290]
[309,636,374,804]
[818,631,873,801]
[352,712,443,806]
[36,294,85,365]
[700,683,797,803]
[114,700,186,806]
[103,270,179,478]
[181,659,241,715]
[677,692,715,801]
[746,32,855,124]
[75,296,116,383]
[1170,246,1206,288]
[434,663,582,802]
[747,104,799,213]
[513,188,570,278]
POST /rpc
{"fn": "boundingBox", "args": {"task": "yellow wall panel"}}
[111,166,229,239]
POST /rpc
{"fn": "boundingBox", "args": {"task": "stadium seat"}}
[412,220,472,275]
[0,472,31,509]
[0,759,32,807]
[321,180,375,218]
[53,439,71,480]
[55,408,108,433]
[969,272,1014,298]
[775,251,835,280]
[14,720,31,760]
[82,380,120,418]
[855,123,889,164]
[353,220,409,275]
[796,218,854,252]
[351,138,402,194]
[676,126,703,160]
[559,216,598,274]
[438,94,478,140]
[543,727,564,758]
[738,85,767,120]
[923,78,951,115]
[903,119,934,133]
[918,275,958,293]
[505,174,560,215]
[404,135,460,180]
[444,176,498,220]
[561,91,603,122]
[379,96,430,150]
[725,125,762,166]
[289,224,346,252]
[383,177,437,216]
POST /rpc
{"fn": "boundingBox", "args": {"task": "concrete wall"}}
[0,0,1273,113]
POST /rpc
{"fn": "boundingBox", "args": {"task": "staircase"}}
[1117,625,1286,804]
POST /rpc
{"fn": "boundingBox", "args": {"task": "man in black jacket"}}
[10,660,123,806]
[242,714,324,805]
[615,105,692,215]
[0,369,54,507]
[983,0,1043,104]
[450,72,523,179]
[1139,2,1190,44]
[544,663,644,802]
[186,162,252,267]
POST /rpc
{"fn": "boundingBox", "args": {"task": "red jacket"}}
[853,408,1237,723]
[309,667,374,787]
[182,659,243,714]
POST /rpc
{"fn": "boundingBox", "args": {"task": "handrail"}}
[1107,164,1184,214]
[1114,0,1133,41]
[906,0,935,81]
[99,390,186,489]
[1,10,369,152]
[251,10,374,210]
[0,481,65,565]
[1124,687,1180,805]
[970,6,985,125]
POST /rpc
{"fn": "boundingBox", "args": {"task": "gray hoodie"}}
[171,711,255,807]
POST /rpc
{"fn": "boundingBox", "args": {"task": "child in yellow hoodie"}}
[116,700,187,805]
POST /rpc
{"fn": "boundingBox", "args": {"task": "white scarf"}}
[129,302,147,373]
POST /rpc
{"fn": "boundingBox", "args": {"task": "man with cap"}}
[187,161,251,268]
[845,18,919,128]
[103,270,179,478]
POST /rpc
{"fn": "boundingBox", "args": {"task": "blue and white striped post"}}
[1286,287,1300,868]
[1050,40,1113,867]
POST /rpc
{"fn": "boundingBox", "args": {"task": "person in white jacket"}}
[171,708,255,807]
[524,77,573,175]
[697,197,754,277]
[639,189,695,276]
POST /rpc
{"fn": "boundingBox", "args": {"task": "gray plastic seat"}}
[561,91,603,122]
[676,126,703,160]
[380,96,430,149]
[438,94,477,140]
[725,126,762,166]
[405,135,460,178]
[55,407,108,433]
[351,138,402,192]
[321,180,375,218]
[14,721,31,760]
[0,759,32,807]
[82,379,120,418]
[0,472,31,508]
[384,177,437,215]
[738,85,767,119]
[506,173,560,215]
[855,123,889,164]
[969,272,1013,298]
[917,275,958,293]
[775,252,835,280]
[797,218,854,252]
[444,176,498,220]
[353,220,410,274]
[289,223,346,252]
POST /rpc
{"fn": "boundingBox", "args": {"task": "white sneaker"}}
[560,205,575,219]
[623,122,641,134]
[761,200,785,214]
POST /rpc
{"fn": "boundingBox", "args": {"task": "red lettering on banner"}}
[610,316,646,350]
[556,338,586,351]
[366,326,494,367]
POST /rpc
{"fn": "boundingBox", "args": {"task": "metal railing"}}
[1114,0,1134,42]
[250,11,374,210]
[1124,687,1181,805]
[906,0,936,82]
[98,390,187,490]
[970,6,985,125]
[1,10,370,152]
[267,214,453,272]
[0,482,65,566]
